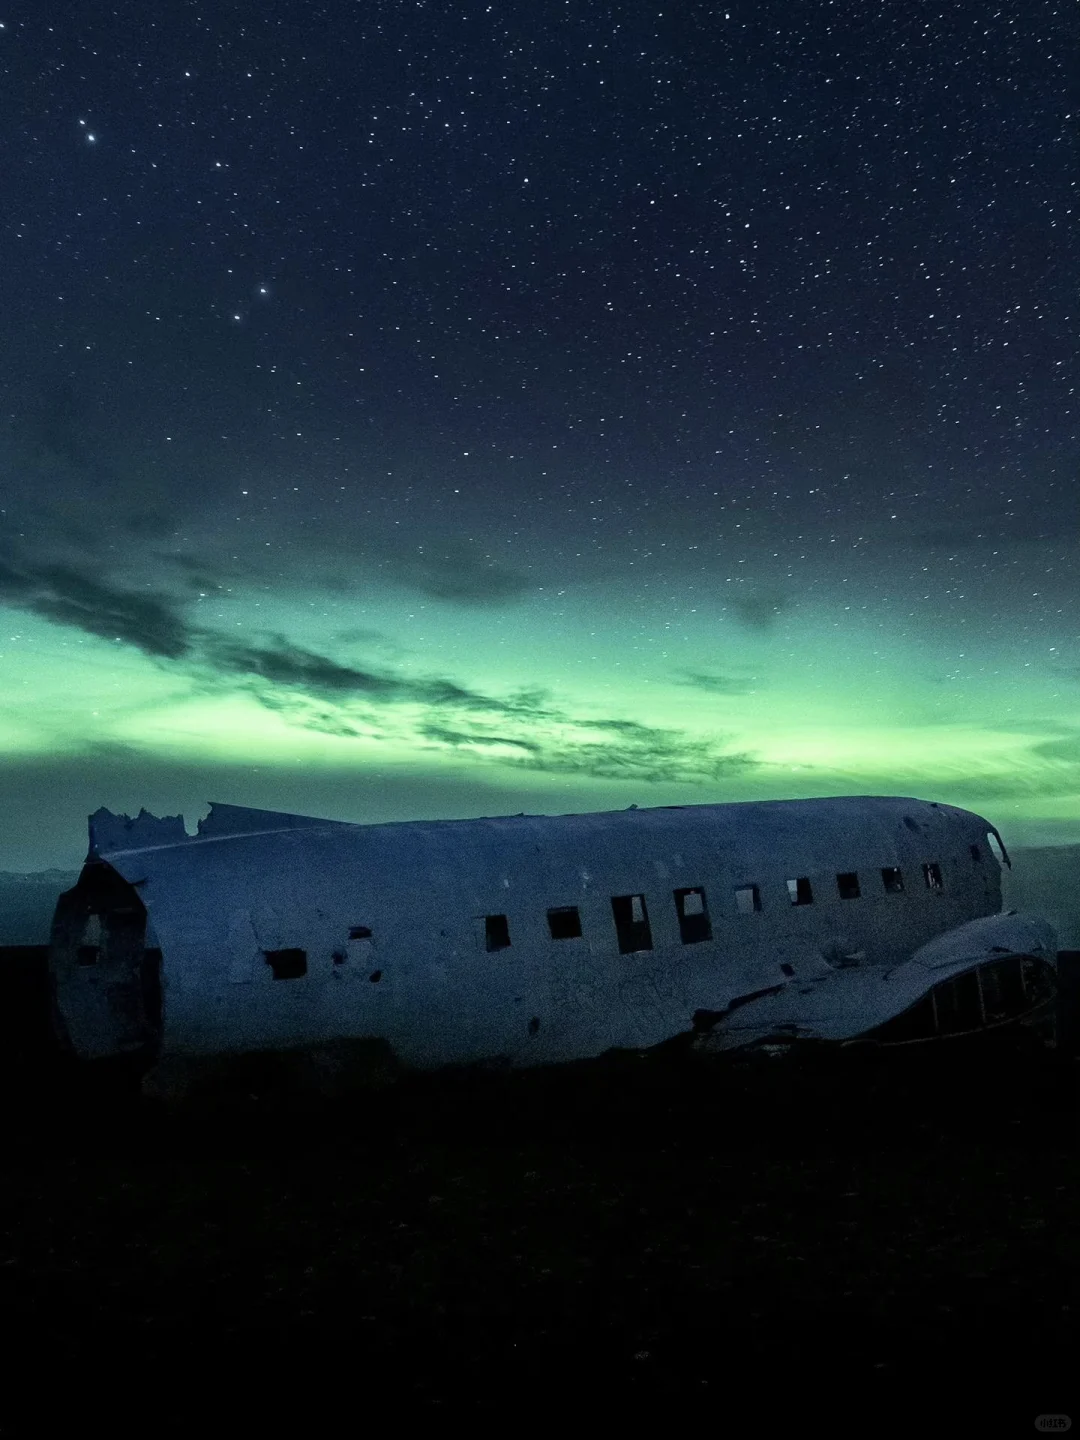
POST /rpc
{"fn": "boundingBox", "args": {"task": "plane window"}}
[979,956,1027,1020]
[923,862,944,891]
[263,948,307,980]
[547,906,583,940]
[970,844,981,862]
[734,884,761,914]
[674,887,712,944]
[485,914,511,951]
[786,877,814,906]
[349,925,373,940]
[611,893,653,954]
[933,970,982,1034]
[836,872,860,900]
[77,914,103,965]
[881,867,905,894]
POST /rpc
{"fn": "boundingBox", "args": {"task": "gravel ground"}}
[1,1040,1076,1426]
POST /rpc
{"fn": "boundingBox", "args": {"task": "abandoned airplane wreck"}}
[48,794,1060,1091]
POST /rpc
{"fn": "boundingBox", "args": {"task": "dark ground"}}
[1,1026,1076,1428]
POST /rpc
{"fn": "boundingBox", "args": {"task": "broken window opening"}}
[1020,956,1055,1004]
[349,925,373,940]
[786,876,814,906]
[978,958,1024,1021]
[485,914,511,951]
[547,906,583,940]
[76,914,103,965]
[611,893,653,954]
[969,844,982,863]
[332,950,347,965]
[932,969,982,1034]
[836,872,860,900]
[922,862,944,892]
[779,962,796,977]
[674,887,712,944]
[369,969,382,983]
[263,948,307,980]
[734,884,761,914]
[881,867,905,894]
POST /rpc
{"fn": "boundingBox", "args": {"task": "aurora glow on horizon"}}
[1,2,1078,870]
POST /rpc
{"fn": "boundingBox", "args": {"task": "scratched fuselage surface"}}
[50,795,1057,1067]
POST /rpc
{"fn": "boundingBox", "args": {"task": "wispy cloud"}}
[206,634,521,713]
[1048,659,1080,687]
[1031,732,1080,763]
[24,380,166,541]
[505,727,756,784]
[0,543,760,784]
[0,554,192,659]
[216,642,756,782]
[384,541,532,607]
[725,587,793,632]
[154,552,230,592]
[331,625,392,647]
[673,669,757,695]
[416,713,755,784]
[418,722,543,755]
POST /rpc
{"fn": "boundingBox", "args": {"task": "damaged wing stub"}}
[47,793,1057,1089]
[695,912,1058,1054]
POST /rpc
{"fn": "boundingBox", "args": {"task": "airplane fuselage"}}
[49,794,1057,1073]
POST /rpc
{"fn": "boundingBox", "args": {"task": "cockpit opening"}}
[50,864,162,1062]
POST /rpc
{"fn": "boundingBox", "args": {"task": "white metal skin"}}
[49,795,1057,1069]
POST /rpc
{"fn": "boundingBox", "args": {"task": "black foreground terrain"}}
[1,1028,1076,1426]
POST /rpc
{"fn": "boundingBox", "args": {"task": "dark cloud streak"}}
[0,555,192,659]
[373,540,531,607]
[206,635,504,712]
[725,589,793,632]
[674,670,757,695]
[0,546,759,786]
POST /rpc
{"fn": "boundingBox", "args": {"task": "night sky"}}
[1,0,1078,869]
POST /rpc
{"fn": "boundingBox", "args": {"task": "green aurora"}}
[3,558,1078,870]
